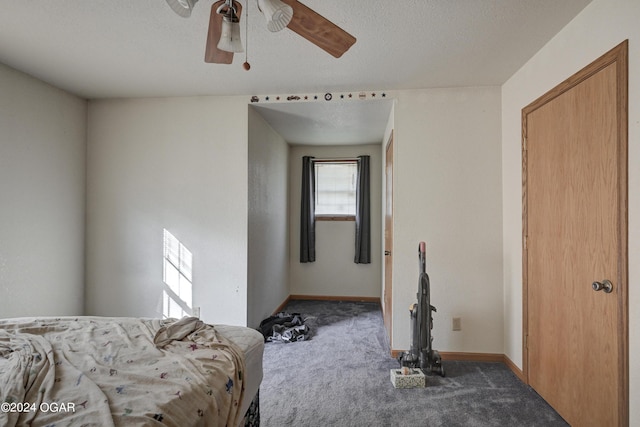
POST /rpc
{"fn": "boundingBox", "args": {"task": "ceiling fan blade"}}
[205,0,242,64]
[281,0,356,58]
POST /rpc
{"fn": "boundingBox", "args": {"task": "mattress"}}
[214,324,264,419]
[0,316,264,427]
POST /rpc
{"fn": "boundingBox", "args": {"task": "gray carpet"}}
[260,300,568,427]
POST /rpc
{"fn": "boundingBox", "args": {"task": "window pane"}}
[315,161,357,215]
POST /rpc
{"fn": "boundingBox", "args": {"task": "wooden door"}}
[384,132,394,346]
[523,42,628,426]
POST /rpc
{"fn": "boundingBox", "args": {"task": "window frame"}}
[313,158,358,222]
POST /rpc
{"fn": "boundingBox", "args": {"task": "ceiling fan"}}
[165,0,356,66]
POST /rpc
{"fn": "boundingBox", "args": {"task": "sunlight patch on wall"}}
[162,228,193,319]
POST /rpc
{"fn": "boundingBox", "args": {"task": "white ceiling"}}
[0,0,591,144]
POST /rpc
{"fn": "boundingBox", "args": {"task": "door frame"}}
[383,131,394,349]
[521,40,628,425]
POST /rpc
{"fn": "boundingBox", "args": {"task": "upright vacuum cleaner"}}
[398,241,445,376]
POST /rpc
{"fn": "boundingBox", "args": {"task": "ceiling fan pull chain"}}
[244,0,251,70]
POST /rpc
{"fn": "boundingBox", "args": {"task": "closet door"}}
[523,41,628,426]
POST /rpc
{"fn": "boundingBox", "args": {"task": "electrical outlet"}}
[452,317,462,331]
[192,307,201,318]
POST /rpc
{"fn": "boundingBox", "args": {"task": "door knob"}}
[592,280,613,293]
[384,250,391,256]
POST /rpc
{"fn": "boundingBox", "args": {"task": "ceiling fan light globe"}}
[257,0,293,32]
[165,0,199,17]
[217,19,244,53]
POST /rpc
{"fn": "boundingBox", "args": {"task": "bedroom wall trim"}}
[439,352,504,363]
[273,296,292,314]
[388,350,526,382]
[503,354,526,383]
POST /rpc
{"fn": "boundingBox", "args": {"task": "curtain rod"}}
[312,157,361,163]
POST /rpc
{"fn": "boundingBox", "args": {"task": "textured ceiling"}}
[0,0,591,144]
[252,98,394,145]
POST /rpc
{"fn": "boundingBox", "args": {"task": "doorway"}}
[522,41,628,426]
[247,98,394,321]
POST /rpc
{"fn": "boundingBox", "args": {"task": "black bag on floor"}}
[258,312,310,343]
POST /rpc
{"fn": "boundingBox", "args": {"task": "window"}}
[162,229,193,319]
[314,160,358,220]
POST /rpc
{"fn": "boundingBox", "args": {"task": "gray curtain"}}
[300,156,316,262]
[355,155,371,264]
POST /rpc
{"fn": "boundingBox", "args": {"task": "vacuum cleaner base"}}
[398,349,445,377]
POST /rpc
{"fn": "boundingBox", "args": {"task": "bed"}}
[0,316,264,427]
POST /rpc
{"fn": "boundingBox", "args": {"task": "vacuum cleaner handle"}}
[418,241,426,274]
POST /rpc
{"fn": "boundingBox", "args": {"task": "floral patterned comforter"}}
[0,316,245,427]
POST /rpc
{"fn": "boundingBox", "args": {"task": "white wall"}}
[501,0,639,422]
[247,107,289,328]
[0,63,86,317]
[289,144,382,298]
[392,87,503,353]
[86,96,249,326]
